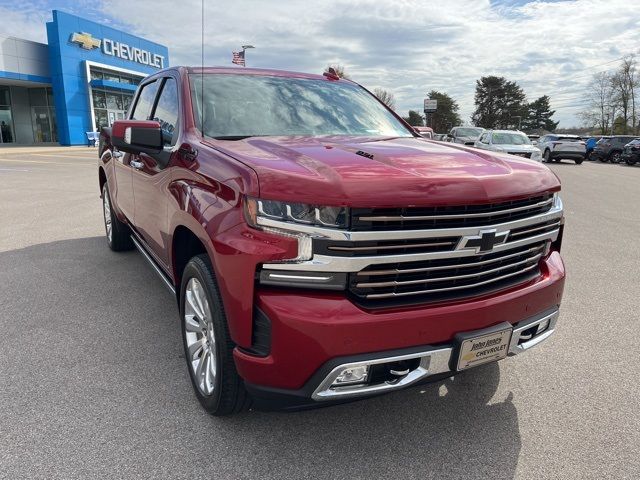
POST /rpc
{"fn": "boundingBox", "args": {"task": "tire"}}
[575,157,584,165]
[180,254,250,415]
[543,149,551,163]
[598,155,609,163]
[102,183,133,251]
[626,158,636,166]
[609,151,621,163]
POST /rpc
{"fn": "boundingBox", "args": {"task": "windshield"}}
[456,128,483,137]
[190,74,412,138]
[492,133,531,145]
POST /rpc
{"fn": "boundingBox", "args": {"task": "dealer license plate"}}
[456,327,512,371]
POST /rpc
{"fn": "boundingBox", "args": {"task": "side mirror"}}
[111,120,162,155]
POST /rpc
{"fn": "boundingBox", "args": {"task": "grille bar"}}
[327,240,456,252]
[364,264,539,300]
[357,197,552,222]
[358,245,545,277]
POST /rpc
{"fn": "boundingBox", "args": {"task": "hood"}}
[207,136,560,207]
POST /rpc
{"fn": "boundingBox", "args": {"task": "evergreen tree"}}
[472,76,527,129]
[522,95,558,132]
[427,90,462,133]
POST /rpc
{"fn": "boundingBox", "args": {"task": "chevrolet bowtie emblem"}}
[70,32,101,50]
[458,229,509,253]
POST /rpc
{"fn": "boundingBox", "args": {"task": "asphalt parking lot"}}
[1,147,639,479]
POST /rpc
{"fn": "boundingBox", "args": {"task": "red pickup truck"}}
[99,67,565,415]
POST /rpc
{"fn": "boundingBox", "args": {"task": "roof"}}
[184,66,349,82]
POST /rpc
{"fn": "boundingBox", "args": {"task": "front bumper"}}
[245,307,559,410]
[234,251,565,401]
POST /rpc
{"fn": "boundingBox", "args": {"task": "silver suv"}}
[447,126,485,145]
[537,134,586,164]
[473,130,542,161]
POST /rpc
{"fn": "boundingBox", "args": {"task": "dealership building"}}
[0,10,169,146]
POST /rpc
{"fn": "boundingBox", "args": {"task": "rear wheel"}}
[575,157,584,165]
[102,184,133,251]
[609,151,621,163]
[180,254,250,415]
[543,150,551,163]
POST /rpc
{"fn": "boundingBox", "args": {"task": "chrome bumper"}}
[311,308,559,401]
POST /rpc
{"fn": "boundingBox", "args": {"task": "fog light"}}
[332,365,369,386]
[537,318,550,334]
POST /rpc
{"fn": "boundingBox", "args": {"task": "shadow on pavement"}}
[0,237,521,479]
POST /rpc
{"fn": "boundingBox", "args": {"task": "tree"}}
[373,88,396,110]
[402,110,424,126]
[326,64,350,79]
[522,95,558,132]
[472,76,527,129]
[613,55,639,134]
[426,90,461,133]
[580,72,614,134]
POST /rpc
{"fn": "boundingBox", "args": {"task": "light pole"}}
[242,45,255,67]
[511,115,522,130]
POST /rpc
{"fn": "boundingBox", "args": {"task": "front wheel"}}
[180,255,250,415]
[102,184,133,251]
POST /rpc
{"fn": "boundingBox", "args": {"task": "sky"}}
[1,0,640,127]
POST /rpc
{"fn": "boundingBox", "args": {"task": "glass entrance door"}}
[107,110,125,127]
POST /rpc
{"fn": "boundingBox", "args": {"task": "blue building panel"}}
[45,10,169,145]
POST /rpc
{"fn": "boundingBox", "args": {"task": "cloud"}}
[4,0,640,127]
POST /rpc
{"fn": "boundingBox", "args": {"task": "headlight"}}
[244,197,348,229]
[243,197,348,263]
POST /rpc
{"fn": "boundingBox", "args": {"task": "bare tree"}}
[373,88,396,110]
[621,55,638,134]
[582,72,614,135]
[326,64,350,79]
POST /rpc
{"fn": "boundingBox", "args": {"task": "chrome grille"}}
[350,194,553,231]
[259,193,563,308]
[349,243,545,306]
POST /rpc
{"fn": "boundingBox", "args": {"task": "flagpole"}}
[241,45,255,67]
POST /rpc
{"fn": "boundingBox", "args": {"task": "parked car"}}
[537,134,586,164]
[447,126,485,145]
[592,135,638,163]
[98,66,565,415]
[433,133,448,141]
[474,130,542,161]
[414,126,433,139]
[527,134,540,145]
[621,138,640,165]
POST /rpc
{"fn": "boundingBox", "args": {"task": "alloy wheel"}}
[103,189,112,243]
[184,277,217,396]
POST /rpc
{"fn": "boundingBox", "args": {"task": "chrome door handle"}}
[131,160,144,170]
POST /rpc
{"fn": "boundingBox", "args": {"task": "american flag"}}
[232,50,245,66]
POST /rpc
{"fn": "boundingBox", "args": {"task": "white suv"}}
[537,134,586,164]
[473,130,542,161]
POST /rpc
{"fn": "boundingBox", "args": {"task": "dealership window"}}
[92,89,136,131]
[29,87,57,143]
[0,86,15,144]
